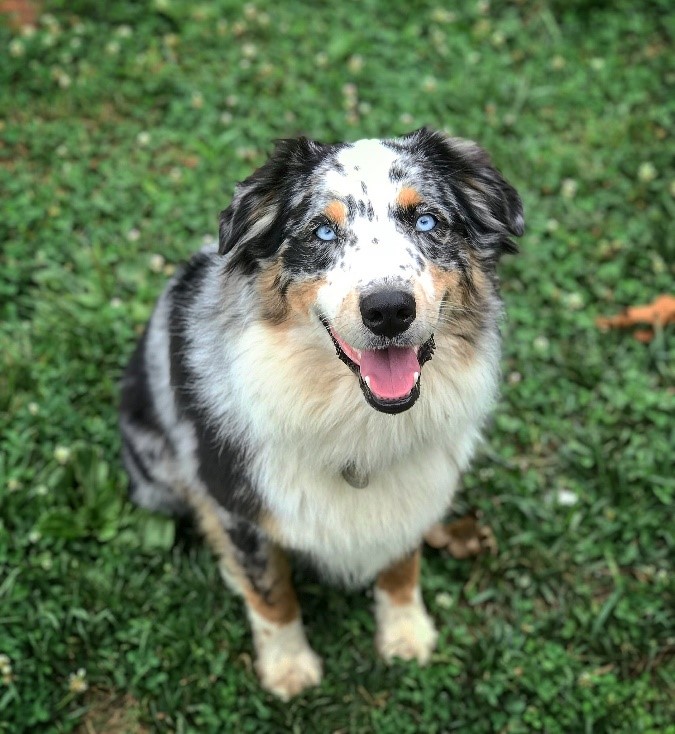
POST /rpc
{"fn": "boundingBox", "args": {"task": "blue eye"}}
[315,224,337,241]
[415,214,437,232]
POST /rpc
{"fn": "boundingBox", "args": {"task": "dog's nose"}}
[360,289,416,338]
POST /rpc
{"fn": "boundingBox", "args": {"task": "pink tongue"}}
[360,347,420,400]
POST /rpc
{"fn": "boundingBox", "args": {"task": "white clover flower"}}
[435,592,454,609]
[126,227,140,241]
[8,478,21,492]
[507,371,522,384]
[545,218,559,232]
[562,291,584,311]
[9,39,25,58]
[149,254,166,273]
[28,529,42,543]
[555,489,579,506]
[191,91,204,109]
[431,8,456,23]
[533,335,550,351]
[106,40,120,55]
[491,30,506,47]
[637,162,657,182]
[561,178,578,199]
[551,55,566,70]
[241,42,257,59]
[347,55,364,73]
[314,52,328,68]
[109,297,122,308]
[54,446,72,465]
[68,668,88,694]
[422,76,438,92]
[116,24,133,38]
[137,131,151,146]
[53,69,72,89]
[220,111,233,125]
[342,83,358,99]
[28,402,39,415]
[399,112,414,126]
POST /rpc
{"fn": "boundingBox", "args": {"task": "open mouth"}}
[321,318,435,414]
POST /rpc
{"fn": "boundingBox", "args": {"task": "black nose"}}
[360,289,416,338]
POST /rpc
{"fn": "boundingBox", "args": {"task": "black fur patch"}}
[219,138,344,275]
[168,253,261,520]
[119,327,164,436]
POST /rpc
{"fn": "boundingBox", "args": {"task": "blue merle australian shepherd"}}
[119,128,524,699]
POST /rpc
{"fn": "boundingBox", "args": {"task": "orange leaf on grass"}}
[596,294,675,342]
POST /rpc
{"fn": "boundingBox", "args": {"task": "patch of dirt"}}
[76,689,149,734]
[0,0,42,28]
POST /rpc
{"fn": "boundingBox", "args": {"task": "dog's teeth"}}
[356,350,361,359]
[364,375,371,388]
[414,371,419,382]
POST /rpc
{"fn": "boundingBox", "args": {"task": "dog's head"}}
[219,128,524,414]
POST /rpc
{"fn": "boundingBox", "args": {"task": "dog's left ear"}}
[219,137,329,273]
[415,128,524,259]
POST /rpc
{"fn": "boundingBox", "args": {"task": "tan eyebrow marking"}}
[396,186,422,208]
[324,200,348,226]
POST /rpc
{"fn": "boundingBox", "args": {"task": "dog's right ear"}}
[219,137,328,273]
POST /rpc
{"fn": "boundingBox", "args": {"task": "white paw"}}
[374,588,438,665]
[250,615,323,700]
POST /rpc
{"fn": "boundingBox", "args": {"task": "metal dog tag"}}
[341,462,369,489]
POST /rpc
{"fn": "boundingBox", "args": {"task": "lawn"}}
[0,0,672,732]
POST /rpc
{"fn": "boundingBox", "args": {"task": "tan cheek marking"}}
[396,186,422,208]
[376,548,421,605]
[428,263,461,299]
[427,262,486,366]
[258,260,288,324]
[324,200,347,227]
[286,278,322,318]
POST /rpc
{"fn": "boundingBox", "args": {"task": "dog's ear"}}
[413,128,524,259]
[219,137,329,273]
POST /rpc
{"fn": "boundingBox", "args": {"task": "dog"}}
[119,127,524,699]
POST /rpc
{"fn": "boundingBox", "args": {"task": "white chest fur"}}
[212,321,499,586]
[256,438,469,585]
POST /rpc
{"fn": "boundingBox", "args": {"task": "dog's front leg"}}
[374,547,438,664]
[196,507,322,700]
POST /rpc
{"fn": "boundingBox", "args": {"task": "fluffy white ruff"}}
[374,587,438,665]
[248,611,323,700]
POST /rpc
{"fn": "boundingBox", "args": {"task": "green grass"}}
[1,1,673,731]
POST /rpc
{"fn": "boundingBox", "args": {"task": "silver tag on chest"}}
[341,463,369,489]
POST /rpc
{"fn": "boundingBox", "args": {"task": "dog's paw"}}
[252,617,323,700]
[374,589,438,665]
